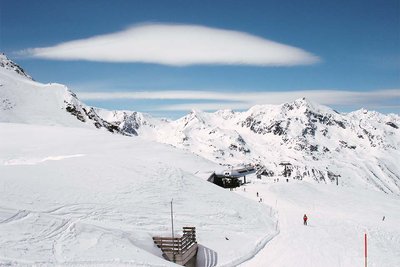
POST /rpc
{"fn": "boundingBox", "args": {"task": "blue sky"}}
[1,0,399,118]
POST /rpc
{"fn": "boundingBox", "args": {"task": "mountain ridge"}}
[0,53,122,134]
[1,53,399,194]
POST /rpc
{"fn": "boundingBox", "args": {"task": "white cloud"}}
[21,23,319,66]
[78,89,400,111]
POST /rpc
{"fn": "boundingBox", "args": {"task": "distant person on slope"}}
[303,214,308,225]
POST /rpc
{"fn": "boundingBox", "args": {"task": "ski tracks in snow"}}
[237,181,400,267]
[0,204,157,265]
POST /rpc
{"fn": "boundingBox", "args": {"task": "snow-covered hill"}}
[0,123,277,266]
[0,53,120,133]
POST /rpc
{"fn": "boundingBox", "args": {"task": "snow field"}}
[236,179,400,267]
[0,123,277,266]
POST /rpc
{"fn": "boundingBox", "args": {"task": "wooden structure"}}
[153,227,198,266]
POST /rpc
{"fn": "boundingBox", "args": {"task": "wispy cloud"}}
[78,89,400,111]
[20,23,319,66]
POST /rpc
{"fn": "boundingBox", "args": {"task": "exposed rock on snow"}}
[0,53,33,80]
[94,108,160,136]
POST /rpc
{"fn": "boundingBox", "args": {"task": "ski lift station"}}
[208,164,256,188]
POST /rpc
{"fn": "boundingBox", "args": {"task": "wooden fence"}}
[153,227,198,265]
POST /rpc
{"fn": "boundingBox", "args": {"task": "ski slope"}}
[2,123,398,266]
[236,179,400,267]
[0,123,277,266]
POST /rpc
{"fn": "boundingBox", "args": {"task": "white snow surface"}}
[0,65,80,126]
[236,180,400,267]
[0,123,276,266]
[1,124,399,266]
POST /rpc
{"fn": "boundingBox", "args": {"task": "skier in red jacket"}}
[303,214,308,225]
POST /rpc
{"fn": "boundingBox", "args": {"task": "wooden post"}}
[364,233,367,267]
[171,199,175,263]
[244,175,246,184]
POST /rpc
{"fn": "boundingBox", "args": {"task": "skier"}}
[256,192,259,197]
[303,214,308,225]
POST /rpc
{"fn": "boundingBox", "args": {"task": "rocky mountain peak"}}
[283,97,324,113]
[0,53,33,80]
[179,109,207,128]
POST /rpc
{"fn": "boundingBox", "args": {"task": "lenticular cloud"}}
[21,23,320,66]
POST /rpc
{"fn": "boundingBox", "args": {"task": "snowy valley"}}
[1,54,400,267]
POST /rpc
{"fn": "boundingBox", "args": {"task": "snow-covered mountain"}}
[0,53,33,80]
[93,108,166,136]
[1,54,399,195]
[0,53,120,133]
[107,100,400,194]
